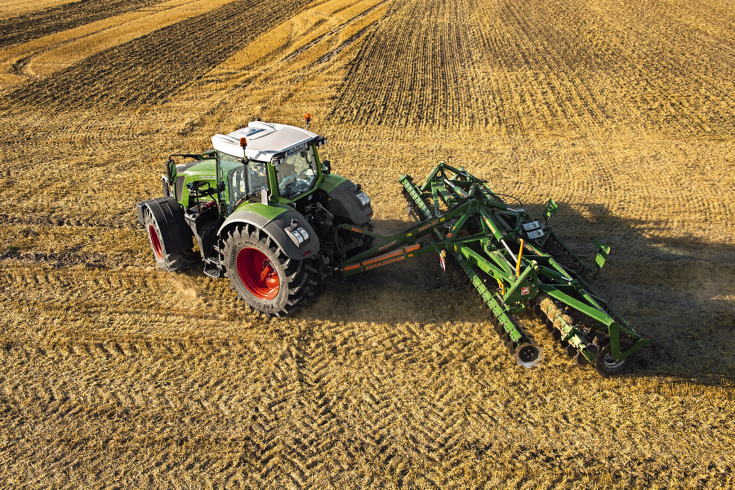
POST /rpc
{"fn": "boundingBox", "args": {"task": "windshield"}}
[217,152,269,214]
[276,145,317,200]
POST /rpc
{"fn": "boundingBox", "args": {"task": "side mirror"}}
[166,158,176,182]
[323,159,331,175]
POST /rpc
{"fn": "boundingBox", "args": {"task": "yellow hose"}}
[516,239,524,276]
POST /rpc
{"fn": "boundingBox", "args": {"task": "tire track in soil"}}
[2,263,734,486]
[0,0,164,49]
[1,260,532,485]
[0,266,221,321]
[264,318,506,485]
[4,0,312,111]
[0,337,286,453]
[0,250,114,269]
[1,2,735,487]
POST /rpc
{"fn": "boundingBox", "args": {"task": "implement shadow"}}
[298,207,735,383]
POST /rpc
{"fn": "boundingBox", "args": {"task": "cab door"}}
[216,151,272,216]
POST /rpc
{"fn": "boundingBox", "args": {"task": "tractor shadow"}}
[298,206,735,384]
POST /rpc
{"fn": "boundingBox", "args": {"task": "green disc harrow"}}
[341,162,650,376]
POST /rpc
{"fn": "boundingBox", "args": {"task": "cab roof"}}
[211,121,318,161]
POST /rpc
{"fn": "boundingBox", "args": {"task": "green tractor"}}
[136,117,373,317]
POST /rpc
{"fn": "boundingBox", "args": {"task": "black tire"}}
[143,208,195,272]
[595,339,637,376]
[223,225,316,317]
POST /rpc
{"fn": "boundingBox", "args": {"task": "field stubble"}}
[0,0,734,487]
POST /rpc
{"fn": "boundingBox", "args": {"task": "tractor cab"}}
[212,121,327,215]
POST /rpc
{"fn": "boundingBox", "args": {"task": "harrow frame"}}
[340,162,650,375]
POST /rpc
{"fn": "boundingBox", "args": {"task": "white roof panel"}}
[212,121,318,161]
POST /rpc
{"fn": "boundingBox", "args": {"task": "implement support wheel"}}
[595,339,637,376]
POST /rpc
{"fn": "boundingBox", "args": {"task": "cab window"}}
[276,145,317,200]
[217,152,270,214]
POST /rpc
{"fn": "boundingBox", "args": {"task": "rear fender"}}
[136,197,193,254]
[219,209,320,260]
[325,179,373,226]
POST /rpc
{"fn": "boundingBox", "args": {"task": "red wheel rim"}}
[237,247,280,300]
[149,225,163,259]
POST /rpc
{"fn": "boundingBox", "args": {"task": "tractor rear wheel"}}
[144,208,195,272]
[223,225,316,317]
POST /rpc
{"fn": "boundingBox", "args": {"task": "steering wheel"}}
[294,168,314,182]
[302,167,315,176]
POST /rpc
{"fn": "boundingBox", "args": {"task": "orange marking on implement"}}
[344,244,421,271]
[363,244,420,266]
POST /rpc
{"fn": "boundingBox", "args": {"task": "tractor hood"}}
[212,121,318,162]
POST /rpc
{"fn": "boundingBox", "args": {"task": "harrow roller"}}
[537,293,596,364]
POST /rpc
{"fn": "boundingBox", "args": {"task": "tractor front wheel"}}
[144,208,195,272]
[223,225,316,317]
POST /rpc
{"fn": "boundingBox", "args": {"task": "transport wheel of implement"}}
[223,225,315,317]
[144,208,193,272]
[595,339,637,376]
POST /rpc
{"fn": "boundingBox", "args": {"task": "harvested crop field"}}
[1,0,734,487]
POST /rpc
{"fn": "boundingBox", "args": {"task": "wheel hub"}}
[513,342,543,368]
[237,247,280,300]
